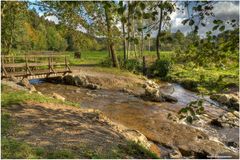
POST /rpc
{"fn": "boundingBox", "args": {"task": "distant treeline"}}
[1,2,103,54]
[1,1,238,61]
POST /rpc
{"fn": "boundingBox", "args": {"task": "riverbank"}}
[1,84,158,159]
[2,66,239,159]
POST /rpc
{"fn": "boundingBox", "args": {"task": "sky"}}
[170,1,239,37]
[30,1,239,37]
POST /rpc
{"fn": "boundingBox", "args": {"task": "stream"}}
[31,79,239,158]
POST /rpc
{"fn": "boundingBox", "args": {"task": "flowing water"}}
[32,79,239,157]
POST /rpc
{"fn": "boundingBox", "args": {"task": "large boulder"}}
[74,75,100,90]
[74,75,88,86]
[18,78,36,92]
[162,94,178,103]
[8,76,19,83]
[142,80,177,103]
[52,93,65,101]
[210,94,239,111]
[45,76,63,83]
[210,111,239,128]
[63,75,76,85]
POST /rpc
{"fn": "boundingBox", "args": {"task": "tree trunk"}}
[105,5,119,68]
[156,5,163,60]
[122,21,127,65]
[127,1,131,59]
[108,45,111,58]
[141,28,144,58]
[149,38,151,51]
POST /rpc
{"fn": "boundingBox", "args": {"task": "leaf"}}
[137,27,142,32]
[194,26,199,32]
[199,106,204,112]
[219,25,225,31]
[119,1,123,7]
[178,107,188,114]
[143,13,151,19]
[189,19,194,26]
[212,25,219,31]
[197,99,203,107]
[201,23,206,27]
[213,20,218,24]
[213,19,223,25]
[140,2,146,10]
[189,107,195,116]
[186,116,193,124]
[134,38,139,44]
[182,19,189,25]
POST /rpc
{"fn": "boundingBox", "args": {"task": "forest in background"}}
[1,1,239,93]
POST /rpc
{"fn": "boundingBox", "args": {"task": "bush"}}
[123,59,142,73]
[148,59,172,78]
[100,58,112,67]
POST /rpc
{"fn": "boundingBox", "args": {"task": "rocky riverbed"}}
[29,73,239,159]
[3,69,239,158]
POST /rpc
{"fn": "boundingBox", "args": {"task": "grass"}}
[2,138,158,159]
[1,84,79,108]
[64,50,109,65]
[167,62,239,94]
[62,50,238,94]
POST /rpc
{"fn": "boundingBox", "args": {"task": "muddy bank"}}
[34,80,239,159]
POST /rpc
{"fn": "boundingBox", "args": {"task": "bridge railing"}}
[1,54,71,78]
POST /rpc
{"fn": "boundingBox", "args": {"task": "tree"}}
[1,1,28,54]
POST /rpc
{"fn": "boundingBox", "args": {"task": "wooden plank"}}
[3,62,66,68]
[1,54,68,58]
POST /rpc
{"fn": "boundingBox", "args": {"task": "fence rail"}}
[1,54,71,79]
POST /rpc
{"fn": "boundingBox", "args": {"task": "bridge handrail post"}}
[25,55,28,75]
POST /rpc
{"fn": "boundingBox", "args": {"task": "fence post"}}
[25,55,28,75]
[48,56,51,73]
[142,56,146,75]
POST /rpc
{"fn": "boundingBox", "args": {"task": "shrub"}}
[148,59,172,78]
[123,59,142,73]
[100,58,112,67]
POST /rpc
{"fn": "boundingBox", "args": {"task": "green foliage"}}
[178,99,205,124]
[148,59,172,78]
[175,29,239,66]
[167,63,238,94]
[46,26,67,51]
[123,59,142,73]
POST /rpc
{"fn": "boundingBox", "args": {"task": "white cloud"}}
[170,1,239,37]
[45,15,59,24]
[213,1,239,19]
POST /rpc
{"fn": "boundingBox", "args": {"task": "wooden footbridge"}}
[1,54,72,79]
